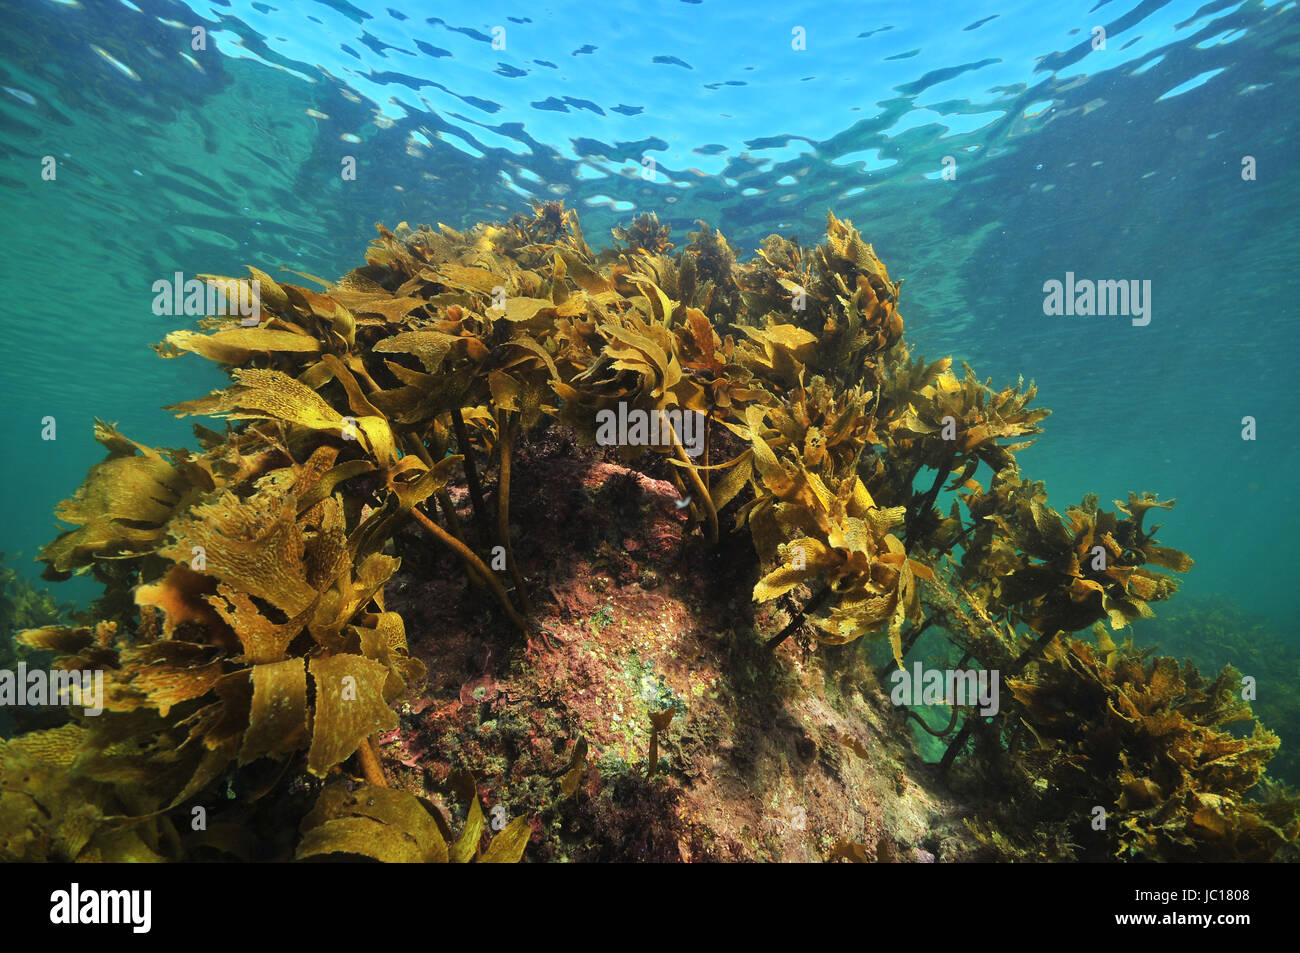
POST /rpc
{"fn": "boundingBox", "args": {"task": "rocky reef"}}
[2,203,1294,861]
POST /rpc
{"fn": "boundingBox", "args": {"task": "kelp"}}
[1131,594,1300,786]
[984,627,1300,861]
[297,782,531,863]
[7,201,1288,861]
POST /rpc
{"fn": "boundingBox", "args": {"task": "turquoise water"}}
[0,0,1297,637]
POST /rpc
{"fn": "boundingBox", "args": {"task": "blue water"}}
[0,0,1297,638]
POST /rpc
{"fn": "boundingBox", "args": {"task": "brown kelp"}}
[1130,594,1300,787]
[5,202,1294,861]
[970,626,1300,861]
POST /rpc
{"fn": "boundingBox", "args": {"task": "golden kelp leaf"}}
[1029,501,1074,552]
[208,585,314,664]
[296,459,377,515]
[372,330,462,372]
[134,563,228,641]
[167,368,344,434]
[626,274,674,324]
[560,737,588,797]
[283,285,341,319]
[354,611,424,702]
[684,306,723,374]
[329,300,358,347]
[709,450,753,514]
[887,572,912,667]
[866,505,907,537]
[306,654,398,777]
[1144,545,1193,573]
[239,657,309,764]
[480,816,531,863]
[2,721,87,770]
[350,296,430,323]
[126,653,225,717]
[602,322,680,397]
[0,725,115,861]
[15,625,94,655]
[297,783,449,863]
[763,323,819,353]
[161,730,242,811]
[1122,776,1163,807]
[450,797,484,863]
[1191,801,1229,839]
[553,295,588,318]
[503,334,560,381]
[39,447,188,572]
[246,266,291,313]
[298,818,422,861]
[551,252,569,303]
[753,538,835,602]
[1114,492,1175,521]
[827,839,872,863]
[383,456,457,514]
[489,370,521,412]
[355,416,400,470]
[436,264,504,294]
[749,433,795,499]
[502,298,553,323]
[560,251,612,293]
[350,552,401,609]
[165,328,321,365]
[908,559,936,582]
[162,487,318,616]
[815,592,895,646]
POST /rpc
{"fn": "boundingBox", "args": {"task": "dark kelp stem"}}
[904,704,962,738]
[905,449,955,551]
[703,411,712,493]
[406,433,473,558]
[427,443,481,570]
[766,584,833,651]
[495,409,533,614]
[411,505,528,633]
[670,430,718,544]
[938,627,1061,775]
[451,406,490,543]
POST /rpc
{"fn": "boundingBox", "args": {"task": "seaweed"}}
[297,781,530,863]
[4,202,1292,862]
[1131,594,1300,786]
[983,627,1300,861]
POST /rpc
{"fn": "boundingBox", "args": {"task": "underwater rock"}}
[3,202,1290,862]
[378,434,978,861]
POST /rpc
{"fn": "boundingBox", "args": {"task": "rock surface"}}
[380,428,982,862]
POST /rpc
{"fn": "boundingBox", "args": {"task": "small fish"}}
[673,495,692,511]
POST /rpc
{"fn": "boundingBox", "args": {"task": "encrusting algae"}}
[2,202,1295,861]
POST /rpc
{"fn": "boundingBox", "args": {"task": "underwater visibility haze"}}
[0,0,1299,873]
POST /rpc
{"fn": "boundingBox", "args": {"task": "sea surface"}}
[0,0,1296,645]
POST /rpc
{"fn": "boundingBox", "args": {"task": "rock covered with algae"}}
[1,202,1293,862]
